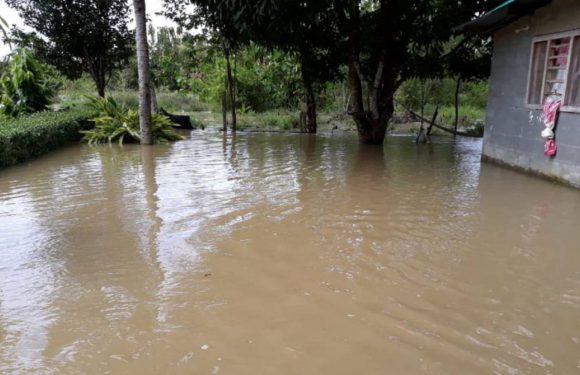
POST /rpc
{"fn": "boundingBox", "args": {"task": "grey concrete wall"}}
[484,0,580,187]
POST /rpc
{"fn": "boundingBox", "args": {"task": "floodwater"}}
[1,132,580,374]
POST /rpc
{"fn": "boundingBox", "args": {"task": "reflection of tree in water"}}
[40,144,174,370]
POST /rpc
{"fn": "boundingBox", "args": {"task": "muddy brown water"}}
[1,132,580,374]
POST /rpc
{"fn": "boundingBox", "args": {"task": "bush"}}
[0,108,97,167]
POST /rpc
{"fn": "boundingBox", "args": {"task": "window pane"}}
[565,36,580,107]
[544,37,570,99]
[528,41,547,105]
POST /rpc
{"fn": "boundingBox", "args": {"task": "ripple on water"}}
[1,133,580,374]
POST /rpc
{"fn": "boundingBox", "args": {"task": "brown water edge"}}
[1,132,580,374]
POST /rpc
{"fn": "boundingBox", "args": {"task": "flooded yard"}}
[1,132,580,374]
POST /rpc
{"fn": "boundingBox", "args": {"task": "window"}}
[565,36,580,108]
[527,31,580,111]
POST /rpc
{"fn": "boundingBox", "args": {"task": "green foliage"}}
[81,96,184,145]
[0,108,97,167]
[396,78,488,121]
[149,27,199,91]
[183,41,302,112]
[0,48,58,117]
[6,0,133,96]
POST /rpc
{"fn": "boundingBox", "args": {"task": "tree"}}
[250,2,342,133]
[133,0,153,145]
[6,0,133,97]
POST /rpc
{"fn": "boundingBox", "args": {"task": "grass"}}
[0,108,97,168]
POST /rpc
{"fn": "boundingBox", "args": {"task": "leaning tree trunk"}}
[133,0,153,145]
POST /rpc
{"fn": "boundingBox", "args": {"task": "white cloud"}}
[0,0,178,57]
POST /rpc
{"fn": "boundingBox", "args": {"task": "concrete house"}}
[458,0,580,187]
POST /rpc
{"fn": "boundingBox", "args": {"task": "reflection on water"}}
[1,132,580,374]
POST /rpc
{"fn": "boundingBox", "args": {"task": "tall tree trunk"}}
[133,0,153,145]
[224,44,236,132]
[454,76,461,137]
[301,64,317,134]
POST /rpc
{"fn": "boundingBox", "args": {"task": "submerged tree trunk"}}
[344,3,395,145]
[133,0,153,145]
[303,79,317,133]
[305,87,317,133]
[454,76,461,137]
[221,91,228,133]
[224,44,236,132]
[300,61,317,134]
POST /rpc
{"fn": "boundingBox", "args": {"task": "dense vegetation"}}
[1,0,501,165]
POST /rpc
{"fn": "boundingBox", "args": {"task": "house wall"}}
[484,0,580,187]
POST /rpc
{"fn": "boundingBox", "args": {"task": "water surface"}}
[1,132,580,374]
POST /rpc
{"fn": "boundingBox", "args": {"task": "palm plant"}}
[80,96,183,145]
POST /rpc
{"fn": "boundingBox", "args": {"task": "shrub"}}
[0,108,97,167]
[80,96,184,145]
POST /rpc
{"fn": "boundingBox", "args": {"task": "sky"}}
[0,0,178,57]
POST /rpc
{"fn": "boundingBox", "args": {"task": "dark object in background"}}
[160,107,193,129]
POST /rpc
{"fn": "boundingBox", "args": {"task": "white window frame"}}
[526,29,580,113]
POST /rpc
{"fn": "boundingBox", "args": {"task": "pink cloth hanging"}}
[544,139,557,157]
[543,99,561,127]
